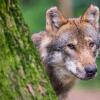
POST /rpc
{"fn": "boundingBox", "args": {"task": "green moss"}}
[0,0,57,99]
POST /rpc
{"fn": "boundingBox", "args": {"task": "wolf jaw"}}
[32,4,100,99]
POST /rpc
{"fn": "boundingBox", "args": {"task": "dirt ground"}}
[68,89,100,100]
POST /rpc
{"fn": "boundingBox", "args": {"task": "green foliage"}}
[20,0,57,33]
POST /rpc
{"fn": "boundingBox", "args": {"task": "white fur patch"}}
[65,59,87,79]
[66,61,77,74]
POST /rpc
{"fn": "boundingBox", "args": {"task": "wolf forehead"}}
[48,22,98,45]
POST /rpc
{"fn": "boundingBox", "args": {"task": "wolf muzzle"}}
[85,64,97,78]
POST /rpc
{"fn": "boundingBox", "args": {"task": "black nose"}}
[85,64,97,78]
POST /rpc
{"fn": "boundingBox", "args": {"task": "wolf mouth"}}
[69,69,96,80]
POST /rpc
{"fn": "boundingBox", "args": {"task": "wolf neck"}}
[45,64,76,95]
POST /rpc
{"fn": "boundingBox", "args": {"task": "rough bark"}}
[0,0,57,100]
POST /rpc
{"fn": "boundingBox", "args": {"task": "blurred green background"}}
[19,0,100,89]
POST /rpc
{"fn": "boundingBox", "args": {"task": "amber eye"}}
[67,44,76,50]
[89,42,95,48]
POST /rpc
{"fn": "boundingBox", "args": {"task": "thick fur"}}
[32,5,100,100]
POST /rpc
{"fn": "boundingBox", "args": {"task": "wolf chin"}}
[32,4,100,100]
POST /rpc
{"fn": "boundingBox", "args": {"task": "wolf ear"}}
[31,33,42,48]
[46,7,66,32]
[81,4,99,30]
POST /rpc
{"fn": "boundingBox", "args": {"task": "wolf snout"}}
[85,64,97,78]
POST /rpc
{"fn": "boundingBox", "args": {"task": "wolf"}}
[32,5,100,100]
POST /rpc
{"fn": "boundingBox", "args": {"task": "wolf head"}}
[32,5,100,80]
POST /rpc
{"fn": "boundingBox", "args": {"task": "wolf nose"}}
[85,65,97,78]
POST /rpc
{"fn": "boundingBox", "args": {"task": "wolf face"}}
[32,5,100,82]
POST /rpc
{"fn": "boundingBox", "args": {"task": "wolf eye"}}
[89,42,95,48]
[67,44,76,50]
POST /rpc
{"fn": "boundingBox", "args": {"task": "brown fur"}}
[32,5,100,100]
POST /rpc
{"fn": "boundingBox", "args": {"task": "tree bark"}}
[0,0,57,100]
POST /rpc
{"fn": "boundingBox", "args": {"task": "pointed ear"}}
[81,4,99,30]
[31,33,42,48]
[46,7,66,32]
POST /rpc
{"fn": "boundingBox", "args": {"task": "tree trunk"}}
[59,0,73,17]
[0,0,57,100]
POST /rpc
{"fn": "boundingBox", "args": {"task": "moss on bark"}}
[0,0,57,99]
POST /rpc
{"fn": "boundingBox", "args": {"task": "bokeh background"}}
[19,0,100,99]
